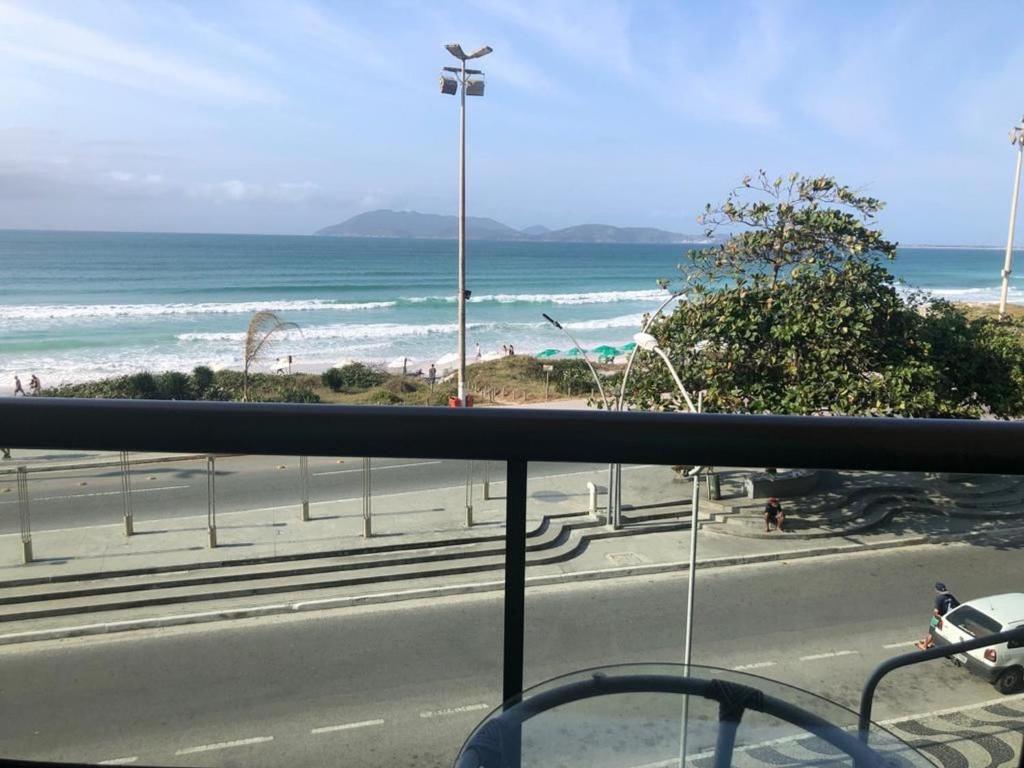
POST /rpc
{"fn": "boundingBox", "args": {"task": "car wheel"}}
[995,666,1023,695]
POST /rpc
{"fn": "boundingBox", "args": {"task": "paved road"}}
[0,457,612,534]
[0,535,1020,767]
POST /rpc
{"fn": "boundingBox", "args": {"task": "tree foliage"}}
[624,172,1024,419]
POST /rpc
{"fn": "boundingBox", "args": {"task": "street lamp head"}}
[445,43,467,60]
[633,332,660,351]
[445,43,492,61]
[542,313,563,330]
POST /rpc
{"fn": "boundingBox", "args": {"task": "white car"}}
[930,592,1024,694]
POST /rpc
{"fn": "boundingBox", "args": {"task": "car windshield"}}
[947,605,1003,637]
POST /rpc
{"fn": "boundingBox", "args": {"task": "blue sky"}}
[1,0,1022,244]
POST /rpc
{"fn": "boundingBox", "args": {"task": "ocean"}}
[0,229,1020,386]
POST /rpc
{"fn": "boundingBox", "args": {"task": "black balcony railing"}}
[3,397,1024,766]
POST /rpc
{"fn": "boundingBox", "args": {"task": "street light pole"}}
[441,43,492,405]
[1000,117,1024,319]
[457,56,467,403]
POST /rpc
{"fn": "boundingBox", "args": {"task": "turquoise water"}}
[0,230,1018,385]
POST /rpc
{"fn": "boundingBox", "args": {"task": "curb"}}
[3,524,1021,647]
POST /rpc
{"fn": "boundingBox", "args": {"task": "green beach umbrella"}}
[565,347,585,357]
[535,348,559,358]
[618,341,637,352]
[591,345,619,357]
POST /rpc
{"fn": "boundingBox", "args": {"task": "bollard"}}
[299,456,310,521]
[16,466,32,563]
[482,461,491,500]
[587,481,598,518]
[120,450,134,536]
[465,461,474,527]
[707,470,721,501]
[362,457,372,537]
[207,456,217,548]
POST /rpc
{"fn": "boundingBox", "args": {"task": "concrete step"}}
[0,513,655,625]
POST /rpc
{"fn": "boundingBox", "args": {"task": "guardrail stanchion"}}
[299,455,310,521]
[120,450,134,536]
[17,466,32,563]
[465,460,474,527]
[362,457,372,537]
[207,455,217,548]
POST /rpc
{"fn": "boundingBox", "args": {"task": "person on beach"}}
[13,376,25,396]
[916,582,960,649]
[29,374,40,395]
[764,497,785,532]
[508,344,515,357]
[502,344,508,356]
[475,343,482,360]
[428,363,436,385]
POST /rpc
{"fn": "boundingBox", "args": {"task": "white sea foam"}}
[0,299,395,321]
[564,313,647,330]
[404,289,667,305]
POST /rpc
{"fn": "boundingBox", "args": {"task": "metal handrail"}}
[3,398,1024,472]
[859,624,1024,740]
[457,672,898,768]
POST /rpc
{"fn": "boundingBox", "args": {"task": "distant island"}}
[314,209,709,244]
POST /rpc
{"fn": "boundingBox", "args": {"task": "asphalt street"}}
[0,457,610,534]
[0,534,1020,767]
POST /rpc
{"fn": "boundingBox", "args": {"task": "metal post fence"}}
[16,466,32,563]
[299,455,310,521]
[362,457,372,538]
[120,450,134,536]
[206,455,217,548]
[465,460,475,526]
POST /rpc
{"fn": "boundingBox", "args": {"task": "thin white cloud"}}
[474,0,634,78]
[0,1,279,104]
[189,180,322,204]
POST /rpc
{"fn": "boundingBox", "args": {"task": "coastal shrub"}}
[124,372,158,399]
[383,377,417,394]
[156,371,193,400]
[366,387,402,404]
[321,363,388,391]
[191,366,215,396]
[551,359,595,395]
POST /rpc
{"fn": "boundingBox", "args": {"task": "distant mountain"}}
[315,210,706,244]
[315,210,522,240]
[521,224,551,236]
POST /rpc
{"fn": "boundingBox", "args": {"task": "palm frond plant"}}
[243,311,300,401]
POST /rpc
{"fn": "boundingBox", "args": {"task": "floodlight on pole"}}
[1000,116,1024,318]
[439,42,492,405]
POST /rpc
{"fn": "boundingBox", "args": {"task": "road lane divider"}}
[311,719,385,734]
[174,736,273,755]
[419,703,490,719]
[798,650,857,661]
[732,661,777,671]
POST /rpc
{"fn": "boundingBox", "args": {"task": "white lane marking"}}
[0,484,188,506]
[313,460,442,476]
[175,736,273,755]
[883,640,919,649]
[98,758,138,765]
[420,703,490,719]
[311,718,385,734]
[732,661,777,671]
[799,650,857,661]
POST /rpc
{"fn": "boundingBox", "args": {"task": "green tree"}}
[625,172,1024,419]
